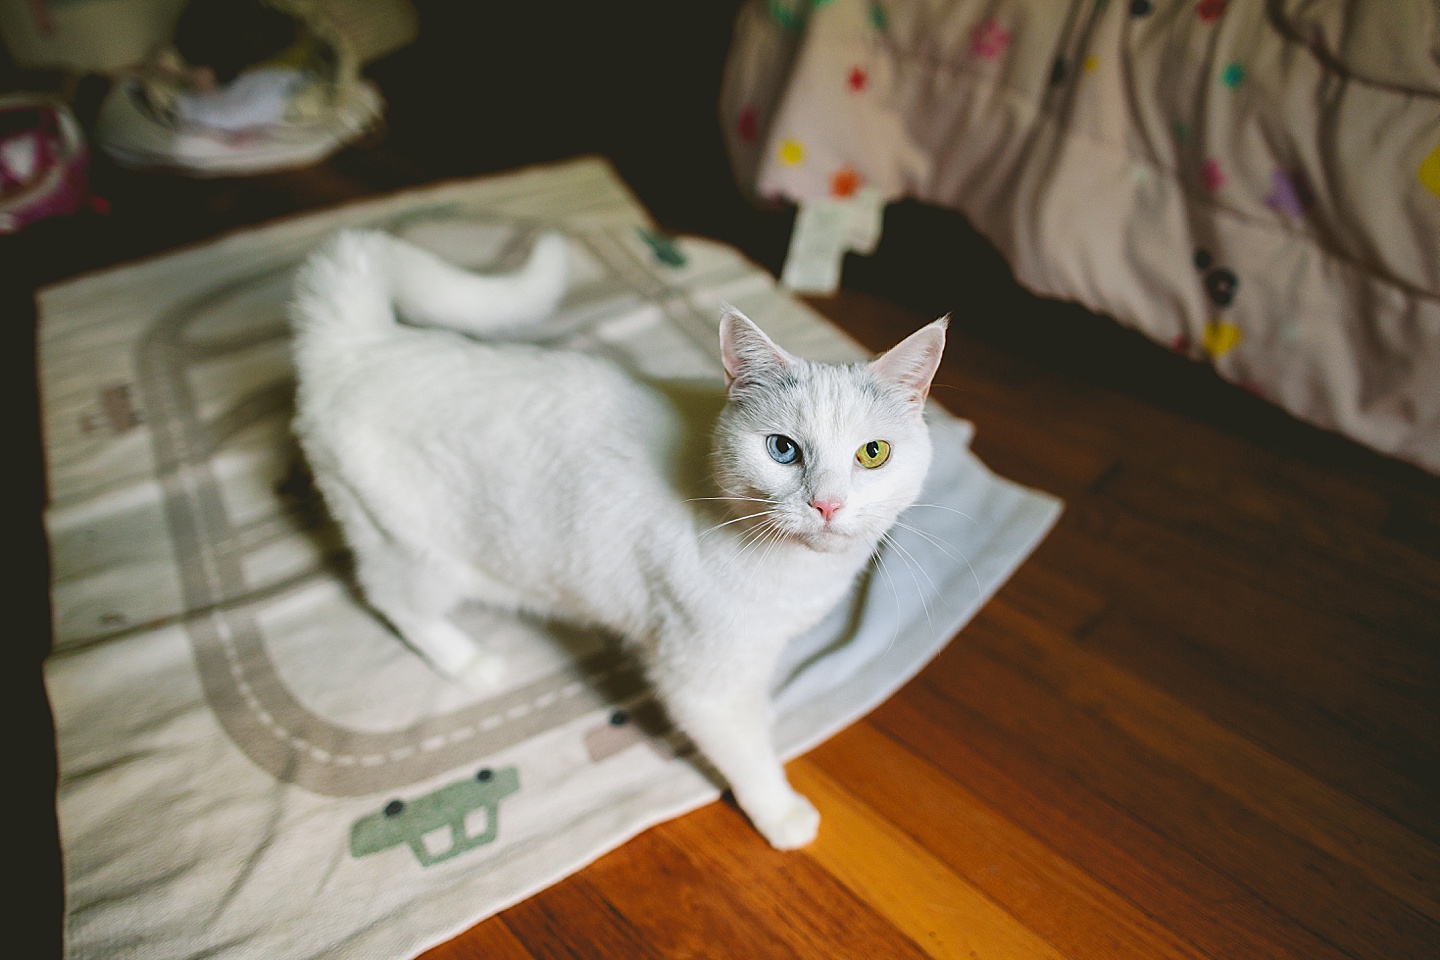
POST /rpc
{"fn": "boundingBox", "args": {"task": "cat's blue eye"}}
[766,434,800,464]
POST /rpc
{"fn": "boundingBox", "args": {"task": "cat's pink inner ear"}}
[719,307,792,388]
[870,316,948,404]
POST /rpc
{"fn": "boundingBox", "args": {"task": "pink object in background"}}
[0,94,88,234]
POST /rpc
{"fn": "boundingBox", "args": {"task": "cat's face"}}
[712,309,947,553]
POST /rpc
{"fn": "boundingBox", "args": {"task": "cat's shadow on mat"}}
[273,381,780,810]
[274,430,693,745]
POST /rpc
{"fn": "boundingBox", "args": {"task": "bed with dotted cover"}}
[721,0,1440,473]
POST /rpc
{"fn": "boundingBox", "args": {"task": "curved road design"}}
[133,213,749,797]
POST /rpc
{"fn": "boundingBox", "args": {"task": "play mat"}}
[39,157,1061,960]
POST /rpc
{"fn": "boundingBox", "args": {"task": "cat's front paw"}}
[749,791,820,850]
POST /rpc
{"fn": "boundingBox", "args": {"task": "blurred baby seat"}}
[94,0,415,175]
[0,95,88,233]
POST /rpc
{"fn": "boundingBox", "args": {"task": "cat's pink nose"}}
[810,498,844,522]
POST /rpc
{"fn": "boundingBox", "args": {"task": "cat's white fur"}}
[289,230,946,849]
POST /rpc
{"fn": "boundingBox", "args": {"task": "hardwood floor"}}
[7,3,1437,957]
[413,288,1440,960]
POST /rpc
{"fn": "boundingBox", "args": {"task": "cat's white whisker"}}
[716,518,790,634]
[880,531,935,638]
[699,508,778,540]
[869,551,904,657]
[716,515,782,581]
[740,518,792,600]
[903,501,978,524]
[891,534,941,611]
[872,497,978,526]
[890,519,984,601]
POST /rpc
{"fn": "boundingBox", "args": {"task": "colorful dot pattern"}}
[1419,144,1440,198]
[737,105,759,144]
[1201,159,1225,192]
[1197,0,1227,22]
[749,0,1328,379]
[970,18,1012,60]
[831,167,861,198]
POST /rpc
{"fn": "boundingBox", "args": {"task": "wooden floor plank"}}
[582,827,809,960]
[789,758,1071,960]
[978,599,1440,919]
[501,875,665,960]
[1077,603,1440,843]
[1046,488,1439,682]
[1048,387,1395,525]
[653,800,935,960]
[875,688,1357,960]
[928,320,1402,531]
[916,630,1440,960]
[1094,456,1440,639]
[417,918,536,960]
[806,725,1208,960]
[998,559,1110,636]
[1382,492,1440,559]
[942,393,1120,498]
[1040,513,1439,777]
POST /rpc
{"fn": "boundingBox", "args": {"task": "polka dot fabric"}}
[721,0,1440,473]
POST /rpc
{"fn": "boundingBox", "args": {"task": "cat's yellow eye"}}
[856,439,891,469]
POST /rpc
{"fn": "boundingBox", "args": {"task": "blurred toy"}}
[93,0,414,175]
[0,94,88,233]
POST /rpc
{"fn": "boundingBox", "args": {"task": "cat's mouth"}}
[806,529,855,553]
[793,516,870,553]
[723,497,874,553]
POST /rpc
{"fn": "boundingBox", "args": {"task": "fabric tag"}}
[845,187,886,255]
[780,199,852,294]
[780,191,888,295]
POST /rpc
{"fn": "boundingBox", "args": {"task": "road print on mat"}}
[41,161,1063,960]
[131,212,750,807]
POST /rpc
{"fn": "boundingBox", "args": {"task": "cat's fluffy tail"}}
[290,229,571,354]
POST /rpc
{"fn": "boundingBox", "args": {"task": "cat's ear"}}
[870,315,949,404]
[719,305,795,390]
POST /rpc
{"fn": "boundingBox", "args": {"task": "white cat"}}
[289,229,946,849]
